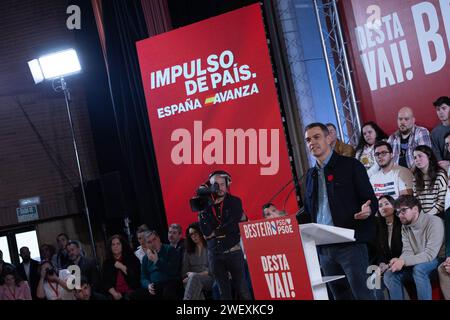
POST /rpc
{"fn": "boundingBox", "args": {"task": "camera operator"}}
[36,261,75,300]
[196,170,251,300]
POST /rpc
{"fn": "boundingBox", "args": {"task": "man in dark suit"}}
[301,123,378,300]
[17,247,40,299]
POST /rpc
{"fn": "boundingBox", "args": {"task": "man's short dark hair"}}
[80,276,90,286]
[169,223,182,234]
[305,122,329,135]
[325,123,336,130]
[57,233,69,240]
[262,202,275,216]
[433,96,450,107]
[395,195,422,212]
[67,240,80,248]
[374,140,393,153]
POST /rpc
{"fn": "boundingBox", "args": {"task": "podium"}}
[299,223,355,300]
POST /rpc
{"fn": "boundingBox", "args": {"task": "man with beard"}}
[198,170,251,300]
[370,141,414,199]
[431,96,450,170]
[383,195,444,300]
[388,107,431,169]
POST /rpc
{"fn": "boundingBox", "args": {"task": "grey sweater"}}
[400,212,445,266]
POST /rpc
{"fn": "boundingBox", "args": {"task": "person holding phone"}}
[134,230,182,300]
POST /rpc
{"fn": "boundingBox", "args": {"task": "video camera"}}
[189,182,220,212]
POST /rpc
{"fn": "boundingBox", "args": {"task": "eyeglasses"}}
[374,151,390,157]
[395,207,410,216]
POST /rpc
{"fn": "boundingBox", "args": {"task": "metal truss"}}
[313,0,361,145]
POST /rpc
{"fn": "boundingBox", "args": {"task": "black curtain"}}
[168,0,258,28]
[74,0,167,239]
[100,0,167,235]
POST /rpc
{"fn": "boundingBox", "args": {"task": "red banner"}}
[240,216,313,300]
[340,0,450,133]
[136,4,298,231]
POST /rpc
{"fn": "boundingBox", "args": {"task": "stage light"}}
[27,49,98,263]
[28,49,81,84]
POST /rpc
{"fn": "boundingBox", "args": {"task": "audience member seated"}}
[373,195,403,299]
[168,223,185,252]
[52,233,70,270]
[0,268,32,300]
[412,145,447,217]
[135,224,149,263]
[355,121,388,177]
[370,141,414,199]
[75,276,108,300]
[326,123,355,157]
[0,249,16,285]
[16,246,40,300]
[134,230,182,300]
[383,195,444,300]
[102,234,141,300]
[262,203,288,219]
[388,107,432,169]
[182,222,213,300]
[431,96,450,169]
[39,244,56,263]
[36,261,75,300]
[67,240,100,290]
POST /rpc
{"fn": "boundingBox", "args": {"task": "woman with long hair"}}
[355,121,388,177]
[102,234,141,300]
[373,195,403,300]
[412,145,448,217]
[181,222,213,300]
[376,195,403,271]
[0,268,32,300]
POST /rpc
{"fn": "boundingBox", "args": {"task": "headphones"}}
[208,170,232,188]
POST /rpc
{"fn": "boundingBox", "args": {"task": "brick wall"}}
[0,0,100,228]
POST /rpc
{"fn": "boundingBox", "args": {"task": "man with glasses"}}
[383,195,445,300]
[370,141,414,199]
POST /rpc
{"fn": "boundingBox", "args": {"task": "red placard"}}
[240,216,313,300]
[136,4,298,231]
[339,0,450,133]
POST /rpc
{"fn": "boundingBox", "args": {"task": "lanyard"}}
[7,286,16,300]
[48,282,59,299]
[212,201,224,224]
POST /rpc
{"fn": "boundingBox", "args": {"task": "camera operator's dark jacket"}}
[301,152,378,244]
[199,193,243,254]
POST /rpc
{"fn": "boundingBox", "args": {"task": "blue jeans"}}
[208,249,251,300]
[383,259,439,300]
[318,243,373,300]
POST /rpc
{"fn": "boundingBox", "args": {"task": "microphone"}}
[266,170,308,210]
